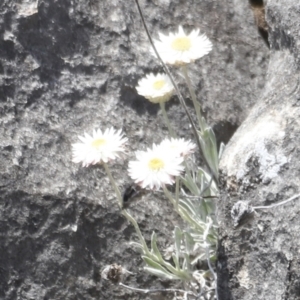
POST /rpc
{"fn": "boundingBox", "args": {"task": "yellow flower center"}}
[91,138,106,148]
[171,37,191,51]
[153,80,165,90]
[148,158,164,170]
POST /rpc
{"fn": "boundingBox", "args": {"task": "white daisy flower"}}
[158,138,196,157]
[136,73,174,103]
[128,144,184,190]
[151,25,212,66]
[72,127,127,167]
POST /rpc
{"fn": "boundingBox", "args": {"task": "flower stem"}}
[103,162,150,256]
[122,209,151,256]
[163,185,177,207]
[181,65,205,132]
[159,102,176,138]
[175,176,179,212]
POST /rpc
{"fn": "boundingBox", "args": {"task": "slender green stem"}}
[163,185,177,207]
[181,65,205,132]
[103,162,122,208]
[183,160,193,189]
[175,176,179,212]
[103,162,150,256]
[159,102,176,138]
[122,209,151,256]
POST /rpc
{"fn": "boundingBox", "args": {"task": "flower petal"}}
[72,127,127,167]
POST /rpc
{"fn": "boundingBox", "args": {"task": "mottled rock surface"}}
[0,0,268,299]
[218,0,300,299]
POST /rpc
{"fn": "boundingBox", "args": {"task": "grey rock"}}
[0,0,268,299]
[218,0,300,299]
[231,201,254,228]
